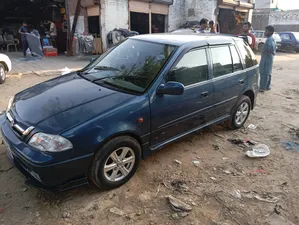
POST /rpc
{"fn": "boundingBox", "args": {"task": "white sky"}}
[278,0,299,10]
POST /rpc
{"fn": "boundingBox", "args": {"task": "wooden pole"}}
[67,0,81,56]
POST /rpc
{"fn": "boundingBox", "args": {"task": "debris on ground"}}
[246,144,270,158]
[248,124,257,130]
[109,207,126,216]
[0,208,4,213]
[249,168,266,175]
[281,141,299,152]
[62,212,71,218]
[167,195,192,212]
[174,159,182,165]
[171,180,189,193]
[214,133,225,139]
[231,190,242,199]
[210,177,217,181]
[192,160,200,167]
[241,191,279,203]
[61,67,73,75]
[289,127,299,138]
[274,204,282,214]
[228,138,256,148]
[213,144,220,150]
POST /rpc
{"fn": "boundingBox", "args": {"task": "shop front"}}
[0,0,67,55]
[129,0,172,34]
[217,0,254,34]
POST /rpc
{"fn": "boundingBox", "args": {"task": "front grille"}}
[6,111,35,138]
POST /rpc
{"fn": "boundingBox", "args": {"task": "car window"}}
[167,49,208,86]
[211,46,233,78]
[236,40,258,68]
[281,34,291,40]
[256,32,263,38]
[230,45,243,72]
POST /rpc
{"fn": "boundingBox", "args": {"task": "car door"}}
[280,33,292,49]
[150,47,214,147]
[210,44,246,119]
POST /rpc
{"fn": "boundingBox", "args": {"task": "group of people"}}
[18,20,57,57]
[195,18,276,93]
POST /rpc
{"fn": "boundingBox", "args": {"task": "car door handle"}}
[239,79,244,85]
[201,91,209,98]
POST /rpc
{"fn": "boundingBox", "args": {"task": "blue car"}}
[279,32,299,53]
[0,34,259,191]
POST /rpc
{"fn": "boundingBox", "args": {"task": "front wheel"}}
[0,63,6,84]
[89,136,141,190]
[285,45,294,53]
[230,96,251,129]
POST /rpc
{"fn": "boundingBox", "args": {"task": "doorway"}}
[130,12,149,35]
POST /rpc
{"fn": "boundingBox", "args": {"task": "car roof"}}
[130,33,237,46]
[279,31,299,34]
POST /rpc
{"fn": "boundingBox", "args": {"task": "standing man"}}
[259,25,276,92]
[241,22,256,50]
[18,21,28,57]
[196,19,209,33]
[48,20,57,48]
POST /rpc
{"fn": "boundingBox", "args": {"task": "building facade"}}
[67,0,255,51]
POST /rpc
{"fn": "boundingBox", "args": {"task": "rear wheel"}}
[285,45,294,53]
[258,43,264,52]
[89,136,141,190]
[230,96,251,129]
[0,63,6,84]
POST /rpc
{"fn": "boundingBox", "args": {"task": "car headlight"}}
[6,96,15,113]
[28,133,73,152]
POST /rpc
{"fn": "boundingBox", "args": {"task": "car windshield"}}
[85,39,176,94]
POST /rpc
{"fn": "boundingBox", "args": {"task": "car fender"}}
[0,54,12,71]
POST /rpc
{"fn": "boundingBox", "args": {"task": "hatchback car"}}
[0,34,259,191]
[254,30,282,52]
[279,32,299,53]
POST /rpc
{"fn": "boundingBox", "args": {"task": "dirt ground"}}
[1,53,299,225]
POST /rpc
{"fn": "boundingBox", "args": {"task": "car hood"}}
[12,73,135,133]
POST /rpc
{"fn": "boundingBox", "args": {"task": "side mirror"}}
[157,82,184,96]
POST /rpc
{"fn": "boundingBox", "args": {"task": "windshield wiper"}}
[94,66,119,71]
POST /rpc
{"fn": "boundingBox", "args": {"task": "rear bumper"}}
[1,114,92,192]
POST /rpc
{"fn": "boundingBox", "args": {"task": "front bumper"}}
[0,114,92,192]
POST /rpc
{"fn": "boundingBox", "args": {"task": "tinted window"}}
[280,34,291,40]
[211,46,233,78]
[255,32,263,38]
[167,49,208,86]
[230,46,243,72]
[236,40,258,68]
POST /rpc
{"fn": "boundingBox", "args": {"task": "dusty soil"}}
[1,53,299,225]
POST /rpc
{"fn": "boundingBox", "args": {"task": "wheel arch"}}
[0,61,8,71]
[243,89,255,110]
[94,131,144,157]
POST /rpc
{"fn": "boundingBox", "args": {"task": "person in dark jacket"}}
[18,21,29,57]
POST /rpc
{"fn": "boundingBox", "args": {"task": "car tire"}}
[0,63,6,84]
[230,96,251,129]
[285,45,294,53]
[89,136,141,190]
[258,43,264,52]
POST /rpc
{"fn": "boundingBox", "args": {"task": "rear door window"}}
[210,46,233,78]
[230,45,243,72]
[236,40,258,68]
[280,34,291,40]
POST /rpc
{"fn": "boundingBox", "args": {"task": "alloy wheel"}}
[235,102,249,125]
[104,147,135,182]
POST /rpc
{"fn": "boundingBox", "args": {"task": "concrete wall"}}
[255,0,279,9]
[168,0,186,31]
[253,9,299,32]
[168,0,217,31]
[100,0,129,50]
